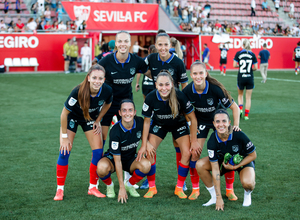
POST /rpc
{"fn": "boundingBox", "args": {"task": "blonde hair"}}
[156,70,179,119]
[243,39,251,51]
[170,37,183,59]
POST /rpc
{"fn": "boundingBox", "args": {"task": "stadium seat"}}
[29,58,39,71]
[4,58,13,72]
[21,58,29,66]
[12,58,21,66]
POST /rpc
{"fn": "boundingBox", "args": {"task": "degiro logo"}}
[228,38,273,49]
[0,36,39,48]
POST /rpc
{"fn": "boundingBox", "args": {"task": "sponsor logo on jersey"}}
[0,36,39,48]
[98,100,104,106]
[242,74,251,77]
[246,141,253,150]
[168,68,174,76]
[68,97,77,106]
[111,71,118,74]
[112,141,119,150]
[207,98,213,106]
[152,67,157,70]
[86,121,95,127]
[142,103,149,112]
[130,67,136,75]
[222,98,229,105]
[74,5,91,22]
[177,125,186,132]
[232,145,239,152]
[186,101,192,108]
[199,125,206,130]
[69,119,75,129]
[136,131,141,139]
[208,150,214,158]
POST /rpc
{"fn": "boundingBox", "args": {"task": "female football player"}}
[54,64,113,200]
[233,39,258,120]
[292,41,300,75]
[182,61,241,201]
[196,109,256,210]
[97,99,151,203]
[137,71,201,199]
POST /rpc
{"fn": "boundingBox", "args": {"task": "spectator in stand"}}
[252,23,259,32]
[195,2,202,17]
[261,0,268,11]
[165,0,170,14]
[251,0,256,16]
[16,0,21,14]
[178,5,183,20]
[7,21,15,32]
[258,43,270,83]
[75,17,81,32]
[173,0,179,17]
[58,20,67,32]
[79,20,87,33]
[56,4,64,22]
[52,20,59,32]
[274,0,280,13]
[284,26,292,37]
[131,41,147,56]
[44,20,52,31]
[179,22,186,31]
[203,1,211,18]
[289,2,294,20]
[291,24,299,36]
[70,40,79,72]
[182,7,188,23]
[15,18,25,32]
[44,0,51,8]
[202,21,212,35]
[26,18,37,32]
[0,20,7,31]
[257,25,265,35]
[36,21,44,31]
[187,2,193,23]
[94,41,102,57]
[51,0,57,11]
[80,42,91,72]
[215,19,222,29]
[31,2,38,19]
[264,26,273,35]
[70,20,76,32]
[193,22,201,33]
[191,12,197,23]
[44,6,51,22]
[66,20,72,33]
[4,0,9,14]
[222,20,228,30]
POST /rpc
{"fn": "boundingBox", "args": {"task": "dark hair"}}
[156,32,170,43]
[119,99,135,110]
[213,108,233,133]
[298,41,300,46]
[157,29,166,34]
[149,44,157,54]
[190,61,233,103]
[78,64,106,121]
[263,43,267,48]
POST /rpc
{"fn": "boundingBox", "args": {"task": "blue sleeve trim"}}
[181,79,189,83]
[111,153,121,156]
[247,147,256,155]
[209,159,218,162]
[64,104,72,112]
[186,109,194,115]
[142,114,151,118]
[233,59,238,62]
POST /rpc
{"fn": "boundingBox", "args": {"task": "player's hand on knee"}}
[60,139,72,155]
[137,145,146,161]
[93,121,102,135]
[146,142,156,158]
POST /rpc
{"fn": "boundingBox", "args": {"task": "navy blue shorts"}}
[67,114,94,133]
[103,151,136,174]
[149,122,189,140]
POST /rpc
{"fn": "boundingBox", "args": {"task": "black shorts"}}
[142,87,154,97]
[101,105,121,126]
[67,114,95,133]
[220,59,227,65]
[70,57,77,63]
[294,58,300,62]
[64,55,70,61]
[219,160,255,176]
[197,123,215,139]
[237,78,254,90]
[103,151,136,174]
[149,121,189,140]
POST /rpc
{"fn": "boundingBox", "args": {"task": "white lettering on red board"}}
[0,36,39,48]
[93,11,147,23]
[228,38,273,49]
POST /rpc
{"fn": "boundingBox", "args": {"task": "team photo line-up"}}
[54,30,261,210]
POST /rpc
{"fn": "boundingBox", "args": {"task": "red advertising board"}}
[0,33,90,72]
[201,35,299,69]
[61,2,159,31]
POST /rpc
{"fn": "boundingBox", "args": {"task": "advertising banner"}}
[61,2,159,30]
[201,35,299,69]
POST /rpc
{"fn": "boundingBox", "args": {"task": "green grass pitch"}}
[0,70,299,219]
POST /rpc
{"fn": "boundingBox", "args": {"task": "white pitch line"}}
[209,72,300,83]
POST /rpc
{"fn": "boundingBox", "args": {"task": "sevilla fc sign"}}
[61,2,159,30]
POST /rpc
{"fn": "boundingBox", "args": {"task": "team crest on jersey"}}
[232,145,239,152]
[111,141,119,150]
[199,125,206,130]
[69,119,75,129]
[153,125,160,133]
[168,68,174,75]
[208,150,214,158]
[98,100,104,106]
[207,98,214,106]
[68,97,77,106]
[142,103,149,112]
[136,131,141,139]
[130,68,136,75]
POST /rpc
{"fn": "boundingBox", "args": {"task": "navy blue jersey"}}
[220,48,228,61]
[64,83,113,120]
[142,89,193,128]
[144,52,188,88]
[294,46,300,59]
[108,116,143,161]
[99,52,148,105]
[207,130,256,162]
[182,81,233,125]
[234,49,258,79]
[258,49,270,64]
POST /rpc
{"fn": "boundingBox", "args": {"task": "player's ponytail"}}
[170,37,183,60]
[78,64,106,121]
[243,39,251,52]
[157,70,179,119]
[190,61,233,104]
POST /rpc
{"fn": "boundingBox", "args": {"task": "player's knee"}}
[241,180,255,191]
[96,160,110,177]
[140,159,151,174]
[196,158,208,173]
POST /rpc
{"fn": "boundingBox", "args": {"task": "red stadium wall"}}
[201,36,299,70]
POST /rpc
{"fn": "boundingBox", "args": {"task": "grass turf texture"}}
[0,70,299,219]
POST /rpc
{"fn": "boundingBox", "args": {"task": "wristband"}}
[62,133,68,138]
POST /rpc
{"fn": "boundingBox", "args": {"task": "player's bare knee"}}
[242,181,255,191]
[97,161,110,177]
[139,159,151,174]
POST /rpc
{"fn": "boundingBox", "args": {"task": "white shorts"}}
[204,57,209,63]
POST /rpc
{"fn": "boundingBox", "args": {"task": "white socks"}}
[89,183,98,190]
[203,186,216,206]
[57,185,64,191]
[243,189,252,207]
[124,171,131,181]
